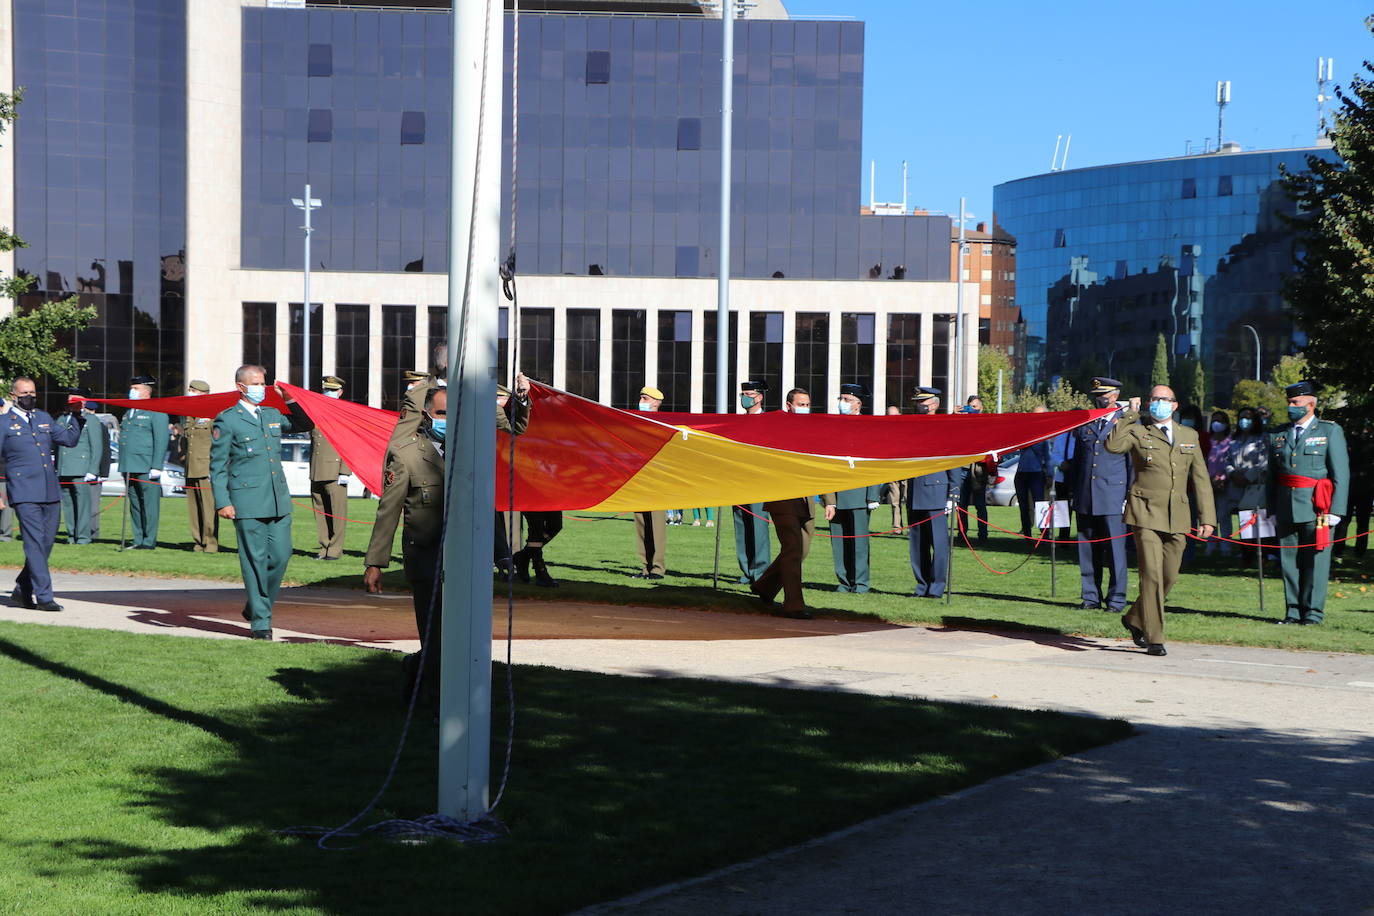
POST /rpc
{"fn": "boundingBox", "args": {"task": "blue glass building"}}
[994,146,1339,401]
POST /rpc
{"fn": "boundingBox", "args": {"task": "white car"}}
[101,462,186,499]
[987,452,1020,506]
[281,436,371,498]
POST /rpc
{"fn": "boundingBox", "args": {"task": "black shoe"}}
[645,573,663,580]
[35,600,63,612]
[1146,644,1167,656]
[630,572,649,579]
[322,556,340,561]
[1079,601,1103,610]
[534,570,560,588]
[1120,615,1148,648]
[494,558,514,578]
[248,629,273,640]
[512,548,532,585]
[780,609,812,620]
[1106,605,1127,614]
[9,588,34,609]
[1299,618,1321,626]
[1275,618,1301,625]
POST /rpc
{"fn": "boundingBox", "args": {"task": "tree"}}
[1044,376,1090,411]
[0,87,94,385]
[1230,378,1286,417]
[1281,18,1374,423]
[1006,386,1045,413]
[975,344,1012,412]
[1150,333,1170,388]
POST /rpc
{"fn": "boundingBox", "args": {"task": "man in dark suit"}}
[1068,377,1132,613]
[905,387,964,598]
[2,377,84,611]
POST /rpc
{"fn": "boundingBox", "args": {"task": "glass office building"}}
[994,146,1340,401]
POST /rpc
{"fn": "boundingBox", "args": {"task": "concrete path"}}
[4,571,1374,913]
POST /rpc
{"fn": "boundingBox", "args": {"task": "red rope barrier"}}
[955,507,1045,575]
[735,502,943,539]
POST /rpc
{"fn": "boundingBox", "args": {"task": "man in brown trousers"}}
[310,375,352,560]
[182,379,219,552]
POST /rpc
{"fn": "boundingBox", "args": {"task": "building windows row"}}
[1182,175,1234,199]
[305,108,426,143]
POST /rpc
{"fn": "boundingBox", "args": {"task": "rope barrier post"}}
[1256,524,1265,616]
[711,505,723,590]
[1048,520,1057,597]
[118,473,129,551]
[944,500,954,605]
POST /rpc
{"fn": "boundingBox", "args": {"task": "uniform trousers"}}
[634,510,667,575]
[1014,472,1045,536]
[311,480,348,558]
[907,507,950,597]
[1076,513,1128,610]
[754,510,814,611]
[959,474,988,540]
[13,501,60,602]
[405,540,443,693]
[59,476,93,543]
[127,474,161,548]
[1277,520,1333,623]
[1126,526,1186,645]
[234,514,293,632]
[186,478,219,552]
[829,508,872,592]
[0,482,13,539]
[733,504,771,583]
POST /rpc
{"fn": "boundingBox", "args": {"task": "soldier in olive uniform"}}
[632,385,668,579]
[733,379,772,584]
[824,383,882,592]
[56,388,104,544]
[1105,385,1216,656]
[1267,380,1349,626]
[210,365,314,640]
[310,375,352,560]
[182,379,219,552]
[119,374,170,550]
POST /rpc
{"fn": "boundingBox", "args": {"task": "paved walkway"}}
[5,572,1374,913]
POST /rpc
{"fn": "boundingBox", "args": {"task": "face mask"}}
[1210,421,1226,434]
[1094,395,1115,408]
[127,388,141,400]
[1149,400,1174,422]
[1237,418,1253,431]
[836,400,853,415]
[964,407,981,414]
[15,394,36,411]
[637,402,654,412]
[325,389,342,399]
[1287,404,1308,422]
[429,417,447,438]
[739,394,757,410]
[243,384,266,405]
[913,403,930,415]
[1180,418,1195,429]
[791,405,810,414]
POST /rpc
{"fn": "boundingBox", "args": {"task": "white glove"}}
[1325,514,1341,527]
[148,469,162,481]
[944,499,954,514]
[866,501,879,510]
[337,475,351,486]
[82,473,98,482]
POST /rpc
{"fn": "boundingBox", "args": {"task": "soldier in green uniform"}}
[310,375,352,560]
[210,365,314,640]
[1267,380,1349,625]
[733,379,772,584]
[55,388,104,544]
[119,374,170,550]
[1105,385,1216,656]
[823,383,882,592]
[182,379,219,552]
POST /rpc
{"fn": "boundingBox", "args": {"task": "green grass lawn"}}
[7,499,1374,653]
[0,622,1130,915]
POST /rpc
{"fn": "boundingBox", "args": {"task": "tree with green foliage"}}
[1044,376,1091,411]
[1150,333,1170,388]
[1230,378,1286,417]
[1281,19,1374,422]
[976,344,1012,412]
[1006,386,1045,413]
[0,87,94,385]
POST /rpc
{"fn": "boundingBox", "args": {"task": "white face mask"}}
[127,388,141,400]
[243,384,266,405]
[791,405,810,414]
[637,401,655,412]
[325,389,343,399]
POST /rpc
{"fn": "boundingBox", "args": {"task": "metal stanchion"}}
[119,473,130,551]
[711,506,723,589]
[944,500,955,605]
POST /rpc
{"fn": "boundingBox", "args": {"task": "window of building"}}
[401,111,425,145]
[242,302,276,370]
[980,268,992,282]
[307,43,332,77]
[566,308,600,400]
[931,314,953,399]
[703,310,739,413]
[307,109,332,143]
[840,313,875,411]
[674,246,699,277]
[1181,177,1197,199]
[982,245,993,255]
[380,305,416,411]
[657,311,692,411]
[519,308,555,387]
[586,50,610,84]
[885,313,920,410]
[748,312,783,401]
[428,306,448,375]
[611,309,647,410]
[676,117,701,151]
[288,303,324,388]
[794,312,829,411]
[1218,174,1233,197]
[334,304,370,404]
[1054,229,1067,248]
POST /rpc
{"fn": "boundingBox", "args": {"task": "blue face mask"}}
[739,394,757,410]
[791,405,810,414]
[243,384,266,405]
[1237,418,1253,431]
[637,402,655,412]
[429,417,447,438]
[836,400,853,415]
[1149,400,1174,422]
[1287,404,1308,423]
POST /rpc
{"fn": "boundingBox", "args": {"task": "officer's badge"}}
[212,427,221,440]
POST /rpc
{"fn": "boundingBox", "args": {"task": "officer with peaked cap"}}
[822,383,882,592]
[55,387,104,545]
[733,379,772,584]
[310,375,353,560]
[905,387,964,597]
[631,385,669,579]
[182,379,219,552]
[1267,380,1349,625]
[119,374,169,549]
[1067,377,1132,612]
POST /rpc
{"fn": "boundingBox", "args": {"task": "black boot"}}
[512,548,531,584]
[532,550,559,588]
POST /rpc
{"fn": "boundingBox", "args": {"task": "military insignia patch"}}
[212,427,221,440]
[386,470,396,486]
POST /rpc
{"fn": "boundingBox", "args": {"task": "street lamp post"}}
[1241,323,1261,381]
[291,186,323,387]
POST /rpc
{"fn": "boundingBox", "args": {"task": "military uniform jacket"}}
[1,408,81,504]
[823,483,882,511]
[1105,410,1216,533]
[183,416,215,478]
[1067,414,1132,515]
[309,427,351,481]
[366,382,446,568]
[55,411,104,478]
[210,402,312,519]
[118,407,170,475]
[906,467,965,511]
[1265,418,1349,524]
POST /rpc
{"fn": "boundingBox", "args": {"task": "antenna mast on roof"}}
[1050,135,1062,171]
[1216,80,1231,148]
[1317,57,1334,139]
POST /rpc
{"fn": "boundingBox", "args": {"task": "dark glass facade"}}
[519,308,555,385]
[793,311,828,411]
[288,302,324,387]
[702,310,738,413]
[240,8,951,281]
[994,147,1341,399]
[657,310,691,411]
[885,313,919,407]
[839,312,874,411]
[13,0,187,400]
[334,304,370,402]
[610,309,646,409]
[380,304,414,410]
[565,308,600,400]
[242,302,276,370]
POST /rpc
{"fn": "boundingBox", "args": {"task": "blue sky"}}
[784,0,1373,225]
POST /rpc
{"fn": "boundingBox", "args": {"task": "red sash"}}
[1278,474,1335,550]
